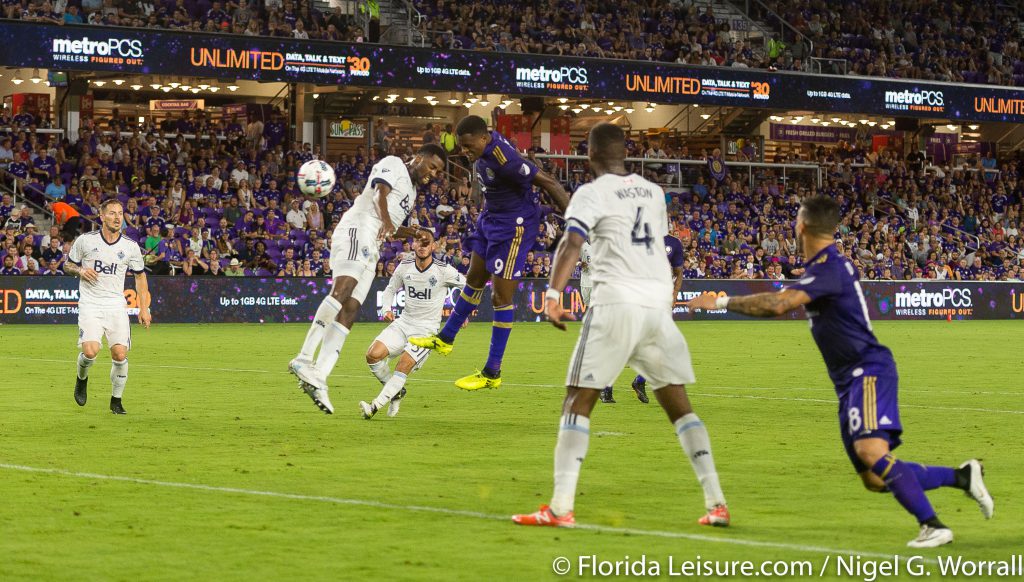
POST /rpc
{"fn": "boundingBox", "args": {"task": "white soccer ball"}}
[297,160,336,197]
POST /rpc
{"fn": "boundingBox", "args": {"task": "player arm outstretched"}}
[375,182,396,238]
[532,170,570,213]
[134,272,152,328]
[686,288,811,317]
[671,265,684,303]
[379,266,404,322]
[545,230,585,330]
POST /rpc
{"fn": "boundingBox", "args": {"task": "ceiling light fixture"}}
[227,85,239,91]
[112,79,125,86]
[11,70,23,85]
[92,80,106,87]
[448,98,458,105]
[30,69,42,83]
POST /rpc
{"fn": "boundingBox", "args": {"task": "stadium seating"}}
[0,110,1020,282]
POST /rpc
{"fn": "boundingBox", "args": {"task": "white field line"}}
[0,462,934,563]
[4,356,1022,415]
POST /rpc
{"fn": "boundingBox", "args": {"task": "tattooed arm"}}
[686,288,812,317]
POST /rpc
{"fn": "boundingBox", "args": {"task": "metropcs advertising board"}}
[4,22,1024,123]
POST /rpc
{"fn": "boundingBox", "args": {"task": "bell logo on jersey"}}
[93,260,119,275]
[406,285,433,300]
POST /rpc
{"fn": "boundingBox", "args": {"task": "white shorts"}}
[330,223,379,305]
[565,304,694,390]
[373,319,432,372]
[78,307,131,350]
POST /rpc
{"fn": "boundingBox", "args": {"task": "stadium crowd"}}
[4,0,1022,86]
[0,110,1021,282]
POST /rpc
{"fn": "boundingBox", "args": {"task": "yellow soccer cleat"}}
[454,371,502,391]
[408,334,454,356]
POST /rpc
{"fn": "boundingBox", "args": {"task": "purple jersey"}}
[665,234,684,269]
[475,132,538,215]
[786,245,895,386]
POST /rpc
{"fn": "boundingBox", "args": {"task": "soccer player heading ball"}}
[685,195,994,548]
[65,199,152,415]
[289,144,447,414]
[410,115,570,390]
[513,123,729,528]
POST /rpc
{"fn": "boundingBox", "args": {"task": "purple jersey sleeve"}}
[665,235,684,268]
[785,255,843,301]
[495,143,538,187]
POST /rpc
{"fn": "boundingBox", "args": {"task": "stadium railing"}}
[532,154,823,190]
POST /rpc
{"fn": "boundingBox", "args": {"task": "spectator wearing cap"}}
[225,258,245,277]
[42,258,64,275]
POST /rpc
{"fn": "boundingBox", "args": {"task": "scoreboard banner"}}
[4,22,1024,123]
[1,276,1022,324]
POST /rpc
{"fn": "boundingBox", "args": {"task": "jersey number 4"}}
[631,207,654,253]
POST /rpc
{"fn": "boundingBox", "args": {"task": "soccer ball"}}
[297,160,336,197]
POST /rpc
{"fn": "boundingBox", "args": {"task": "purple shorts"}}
[837,363,903,473]
[465,209,539,280]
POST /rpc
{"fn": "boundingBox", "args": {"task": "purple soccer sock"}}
[904,462,958,491]
[871,455,937,524]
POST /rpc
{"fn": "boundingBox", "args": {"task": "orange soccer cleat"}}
[698,504,731,527]
[512,505,576,527]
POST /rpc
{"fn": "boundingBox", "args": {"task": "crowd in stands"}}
[7,0,1023,86]
[10,0,365,42]
[760,0,1024,84]
[0,108,1021,282]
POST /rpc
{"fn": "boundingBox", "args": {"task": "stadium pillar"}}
[292,84,317,146]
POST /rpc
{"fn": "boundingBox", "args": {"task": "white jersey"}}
[340,156,416,232]
[68,230,145,310]
[381,256,465,331]
[579,241,594,288]
[564,173,672,308]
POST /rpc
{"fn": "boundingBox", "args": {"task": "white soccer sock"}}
[77,353,95,380]
[368,358,392,385]
[372,371,407,409]
[314,321,350,378]
[550,414,591,516]
[110,359,128,398]
[298,296,342,361]
[674,413,726,509]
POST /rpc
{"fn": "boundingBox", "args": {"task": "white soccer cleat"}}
[312,387,334,414]
[358,401,377,420]
[295,365,327,392]
[907,524,953,548]
[960,459,994,519]
[288,356,313,377]
[387,387,407,418]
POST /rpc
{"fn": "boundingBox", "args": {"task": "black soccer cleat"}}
[390,387,408,402]
[109,397,127,415]
[599,387,616,403]
[631,376,650,404]
[74,376,88,406]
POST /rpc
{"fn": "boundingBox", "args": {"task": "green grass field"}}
[0,321,1021,580]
